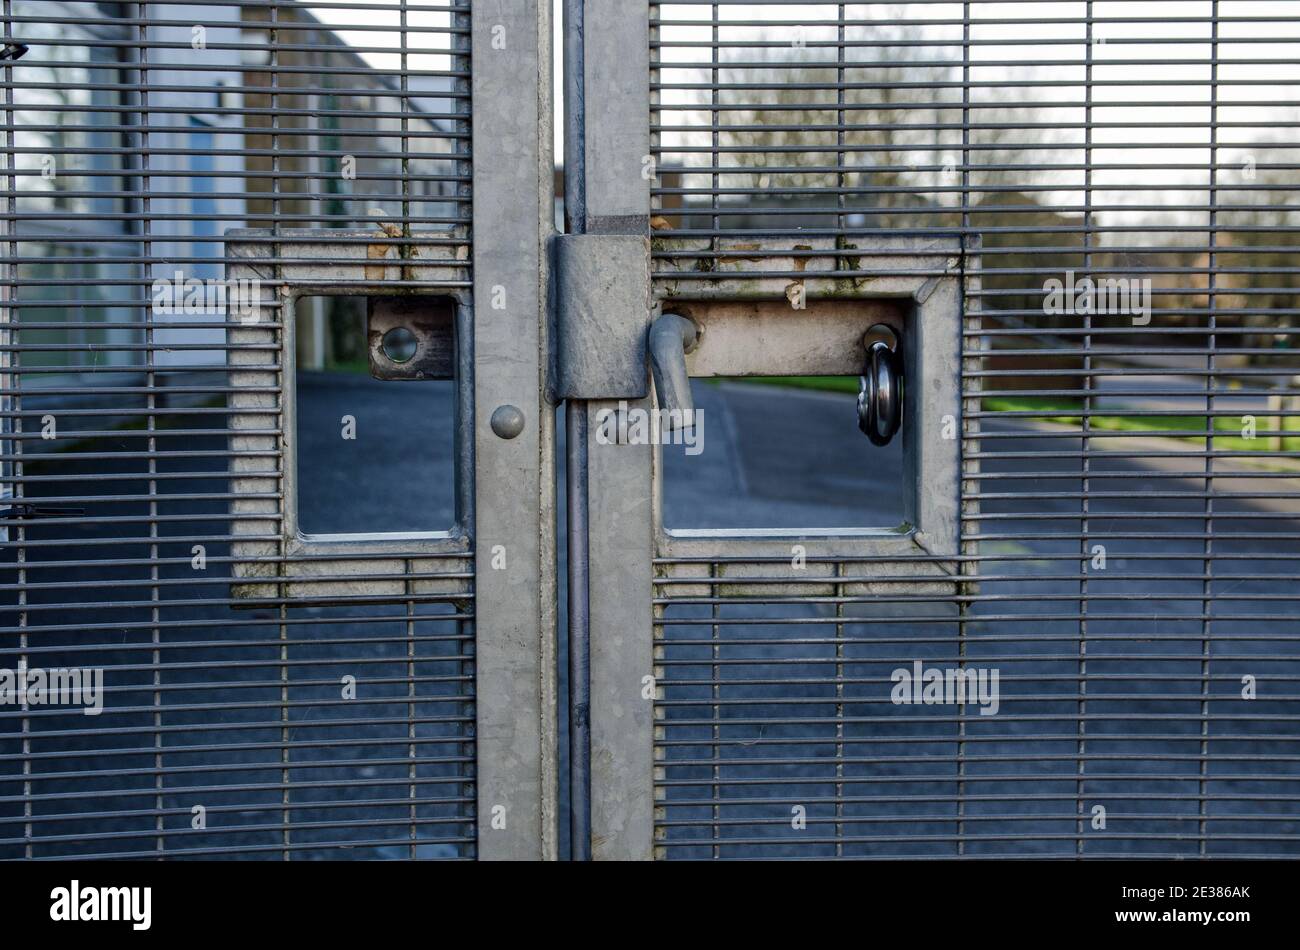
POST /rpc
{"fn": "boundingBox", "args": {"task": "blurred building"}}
[10,1,462,393]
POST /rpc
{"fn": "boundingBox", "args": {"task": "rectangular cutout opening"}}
[660,375,906,532]
[292,294,459,536]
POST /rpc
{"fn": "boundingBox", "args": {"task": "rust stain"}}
[792,244,813,272]
[364,222,402,281]
[717,242,763,265]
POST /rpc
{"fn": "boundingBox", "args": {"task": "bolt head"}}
[490,405,526,440]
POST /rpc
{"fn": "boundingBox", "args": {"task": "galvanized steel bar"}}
[471,0,555,860]
[578,0,655,862]
[562,0,592,863]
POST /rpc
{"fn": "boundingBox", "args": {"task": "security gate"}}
[0,0,555,860]
[582,0,1300,860]
[2,0,1299,862]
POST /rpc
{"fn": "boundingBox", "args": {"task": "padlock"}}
[857,324,903,446]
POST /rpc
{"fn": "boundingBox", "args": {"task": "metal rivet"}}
[490,405,525,440]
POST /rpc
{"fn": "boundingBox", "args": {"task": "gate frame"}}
[471,0,558,861]
[580,4,966,861]
[577,0,656,862]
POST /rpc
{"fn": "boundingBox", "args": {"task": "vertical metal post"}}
[563,0,586,235]
[566,402,592,861]
[473,0,555,861]
[577,0,654,861]
[563,0,593,863]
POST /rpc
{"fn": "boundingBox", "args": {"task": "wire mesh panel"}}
[0,1,477,859]
[650,0,1300,858]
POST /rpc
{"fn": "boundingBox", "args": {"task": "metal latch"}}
[552,233,651,400]
[647,311,699,426]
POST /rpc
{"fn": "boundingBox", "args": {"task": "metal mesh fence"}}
[0,0,475,859]
[650,0,1300,858]
[5,0,1297,864]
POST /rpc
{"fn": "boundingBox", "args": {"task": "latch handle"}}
[648,312,698,428]
[858,324,903,446]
